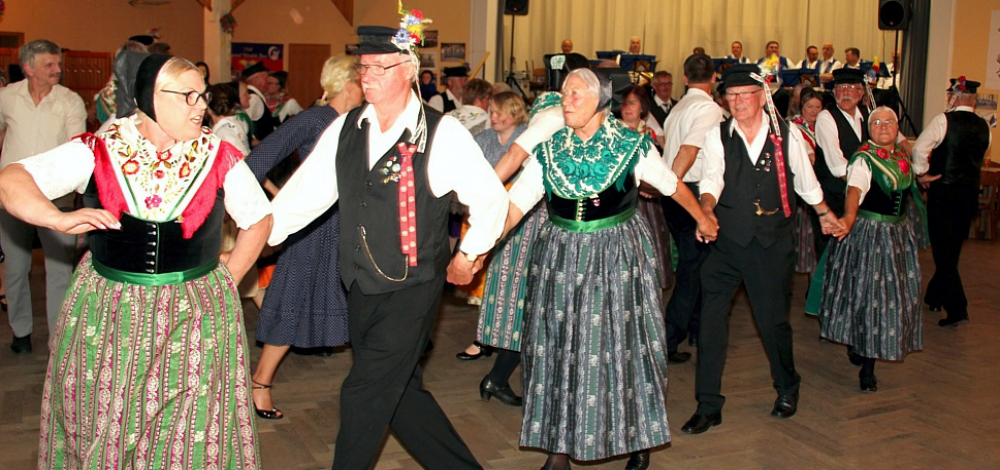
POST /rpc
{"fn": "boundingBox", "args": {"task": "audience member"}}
[844,47,862,69]
[727,40,751,64]
[427,66,468,112]
[448,78,492,135]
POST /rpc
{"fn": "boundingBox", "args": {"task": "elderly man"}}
[427,66,468,112]
[648,70,677,127]
[818,41,843,88]
[799,45,820,70]
[727,41,751,64]
[242,61,278,140]
[0,39,85,354]
[660,54,724,363]
[561,39,573,54]
[815,68,868,221]
[913,78,992,328]
[267,25,507,469]
[681,64,839,434]
[448,78,492,135]
[844,47,862,69]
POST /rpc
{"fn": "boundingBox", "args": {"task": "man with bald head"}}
[818,41,843,88]
[629,36,642,54]
[561,39,573,54]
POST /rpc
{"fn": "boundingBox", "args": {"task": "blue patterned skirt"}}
[818,214,922,360]
[520,214,670,460]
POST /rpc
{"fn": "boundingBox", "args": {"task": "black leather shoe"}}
[10,334,31,355]
[456,341,493,360]
[667,351,691,364]
[859,371,878,392]
[938,315,969,328]
[480,377,523,406]
[680,411,722,434]
[625,450,651,470]
[771,393,798,419]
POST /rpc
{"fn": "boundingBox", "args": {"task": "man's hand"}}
[917,173,942,189]
[446,252,481,285]
[696,206,720,243]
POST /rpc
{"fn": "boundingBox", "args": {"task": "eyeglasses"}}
[871,118,897,127]
[725,89,762,100]
[354,61,408,76]
[835,84,863,91]
[160,89,212,106]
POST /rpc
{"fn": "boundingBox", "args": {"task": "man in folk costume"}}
[427,66,468,113]
[681,64,841,434]
[266,8,508,470]
[814,69,869,233]
[912,77,992,328]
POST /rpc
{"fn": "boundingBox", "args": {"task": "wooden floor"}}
[1,242,999,470]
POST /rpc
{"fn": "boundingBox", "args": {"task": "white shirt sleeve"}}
[278,99,304,122]
[815,110,849,177]
[682,102,724,148]
[786,126,824,205]
[223,160,272,229]
[845,157,872,204]
[912,113,948,175]
[508,156,545,214]
[247,93,265,121]
[513,106,565,155]
[635,145,678,196]
[213,121,251,157]
[65,92,88,137]
[426,116,509,256]
[699,125,726,201]
[426,95,444,113]
[267,115,347,246]
[18,140,95,199]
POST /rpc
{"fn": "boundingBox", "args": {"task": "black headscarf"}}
[114,51,172,121]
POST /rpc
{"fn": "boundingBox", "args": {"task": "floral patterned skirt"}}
[39,253,260,470]
[520,215,670,461]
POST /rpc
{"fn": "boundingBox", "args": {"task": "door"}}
[287,44,333,108]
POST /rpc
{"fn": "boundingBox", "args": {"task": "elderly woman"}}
[818,107,929,392]
[501,68,717,470]
[246,54,363,419]
[0,52,270,468]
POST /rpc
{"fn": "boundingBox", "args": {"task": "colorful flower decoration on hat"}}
[149,27,161,40]
[953,75,968,93]
[392,0,433,53]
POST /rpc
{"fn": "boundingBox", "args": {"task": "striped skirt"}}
[520,215,670,461]
[818,215,922,360]
[478,206,547,351]
[636,197,674,288]
[39,253,260,470]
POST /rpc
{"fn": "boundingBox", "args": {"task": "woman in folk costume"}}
[500,68,717,470]
[0,52,271,469]
[818,107,929,392]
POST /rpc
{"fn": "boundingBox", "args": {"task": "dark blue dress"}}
[247,105,350,347]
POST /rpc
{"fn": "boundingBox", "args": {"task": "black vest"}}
[442,93,458,113]
[336,105,450,294]
[814,106,869,216]
[250,88,280,141]
[649,98,674,128]
[547,174,638,222]
[82,177,225,274]
[715,118,794,248]
[929,111,990,186]
[858,173,910,217]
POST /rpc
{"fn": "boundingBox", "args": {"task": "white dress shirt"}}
[699,114,823,205]
[726,55,751,64]
[798,59,820,70]
[268,91,508,256]
[815,107,865,177]
[426,89,461,113]
[819,58,843,74]
[661,88,724,183]
[0,80,87,169]
[912,106,991,175]
[246,84,266,121]
[212,115,252,157]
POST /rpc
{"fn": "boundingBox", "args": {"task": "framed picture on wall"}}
[423,30,439,48]
[441,43,466,62]
[419,52,436,68]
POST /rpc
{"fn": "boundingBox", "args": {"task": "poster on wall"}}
[232,42,284,77]
[987,11,1000,90]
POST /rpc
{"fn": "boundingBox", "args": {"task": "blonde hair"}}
[155,56,200,92]
[491,91,527,126]
[320,55,359,97]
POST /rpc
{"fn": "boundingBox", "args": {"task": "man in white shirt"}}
[0,39,86,354]
[798,45,820,70]
[427,66,467,113]
[659,54,723,364]
[818,42,843,88]
[681,64,839,435]
[843,47,862,69]
[447,78,491,136]
[267,25,506,470]
[726,41,751,64]
[242,61,277,140]
[814,68,868,220]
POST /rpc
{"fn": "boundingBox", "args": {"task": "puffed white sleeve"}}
[507,156,545,214]
[845,157,872,204]
[222,159,272,229]
[18,140,95,199]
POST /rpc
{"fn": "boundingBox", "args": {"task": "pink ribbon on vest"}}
[769,134,792,218]
[396,142,419,266]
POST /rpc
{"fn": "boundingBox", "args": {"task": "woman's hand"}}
[833,212,856,241]
[52,208,121,234]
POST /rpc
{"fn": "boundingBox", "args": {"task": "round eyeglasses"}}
[354,61,409,76]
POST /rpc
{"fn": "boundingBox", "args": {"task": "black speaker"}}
[505,0,529,16]
[878,0,910,30]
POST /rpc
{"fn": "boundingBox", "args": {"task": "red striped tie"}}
[396,142,419,266]
[769,134,792,218]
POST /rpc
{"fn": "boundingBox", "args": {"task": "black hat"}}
[720,64,764,89]
[242,61,269,79]
[353,25,407,55]
[832,68,865,84]
[443,66,469,79]
[128,35,156,46]
[947,78,981,94]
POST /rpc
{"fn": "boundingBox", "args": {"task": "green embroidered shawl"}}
[850,140,915,194]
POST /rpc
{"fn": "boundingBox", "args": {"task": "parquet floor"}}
[1,242,998,470]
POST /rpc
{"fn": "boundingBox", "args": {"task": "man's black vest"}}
[715,117,794,248]
[814,106,869,216]
[249,88,280,141]
[336,105,451,294]
[441,93,458,113]
[649,98,675,128]
[929,111,991,186]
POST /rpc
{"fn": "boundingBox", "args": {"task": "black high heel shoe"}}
[479,377,523,406]
[625,450,651,470]
[456,341,493,360]
[251,380,284,420]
